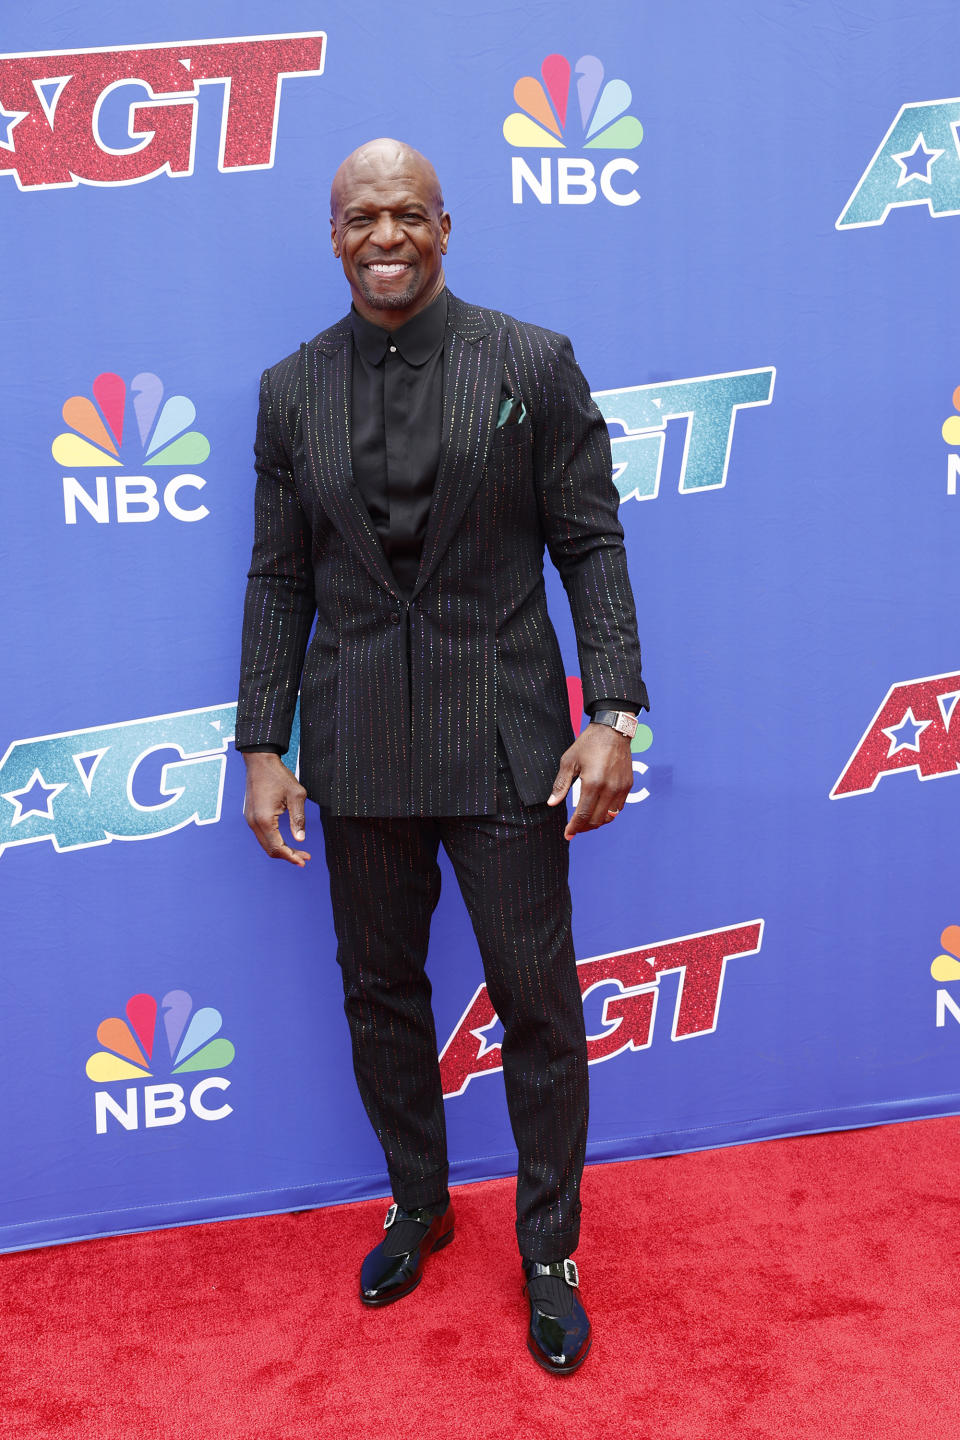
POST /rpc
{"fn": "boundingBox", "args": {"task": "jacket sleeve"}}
[235,365,316,752]
[532,333,649,714]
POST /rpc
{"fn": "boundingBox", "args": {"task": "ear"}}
[440,211,451,255]
[330,216,340,258]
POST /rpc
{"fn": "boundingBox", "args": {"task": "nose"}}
[368,212,404,249]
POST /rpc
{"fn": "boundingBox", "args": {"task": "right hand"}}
[242,752,311,867]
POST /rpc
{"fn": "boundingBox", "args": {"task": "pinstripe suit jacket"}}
[236,291,647,816]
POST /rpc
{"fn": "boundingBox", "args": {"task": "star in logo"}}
[2,769,68,825]
[938,690,960,727]
[470,1013,504,1060]
[893,134,944,187]
[883,708,931,757]
[0,100,27,153]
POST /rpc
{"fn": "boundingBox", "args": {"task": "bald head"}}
[330,138,444,222]
[329,137,451,329]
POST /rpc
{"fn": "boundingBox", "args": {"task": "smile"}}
[365,262,411,275]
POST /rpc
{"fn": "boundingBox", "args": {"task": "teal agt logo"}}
[0,704,299,857]
[592,367,775,503]
[837,97,960,229]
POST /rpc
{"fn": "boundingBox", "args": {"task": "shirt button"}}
[388,345,397,353]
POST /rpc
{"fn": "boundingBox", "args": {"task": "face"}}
[331,154,451,325]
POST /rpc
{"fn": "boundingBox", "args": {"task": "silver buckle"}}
[384,1203,398,1230]
[563,1259,579,1288]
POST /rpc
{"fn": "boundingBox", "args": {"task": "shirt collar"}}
[350,288,448,366]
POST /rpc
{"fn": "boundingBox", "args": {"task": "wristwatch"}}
[590,709,638,740]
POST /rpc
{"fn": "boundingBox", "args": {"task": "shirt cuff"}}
[586,699,640,718]
[236,744,284,755]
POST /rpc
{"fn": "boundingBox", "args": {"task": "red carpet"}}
[3,1117,959,1440]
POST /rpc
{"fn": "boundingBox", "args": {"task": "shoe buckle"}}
[563,1259,579,1288]
[384,1203,398,1230]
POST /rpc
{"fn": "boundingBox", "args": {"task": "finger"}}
[288,787,307,842]
[580,780,613,830]
[564,812,591,840]
[568,775,628,837]
[564,787,601,839]
[270,843,311,867]
[547,755,577,806]
[605,785,631,819]
[252,814,311,867]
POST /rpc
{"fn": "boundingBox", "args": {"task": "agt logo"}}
[440,921,764,1098]
[831,671,960,798]
[86,990,235,1134]
[0,700,303,858]
[594,368,776,502]
[0,33,325,191]
[504,53,643,207]
[53,372,211,525]
[837,96,960,228]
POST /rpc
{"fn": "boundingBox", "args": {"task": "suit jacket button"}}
[390,611,401,624]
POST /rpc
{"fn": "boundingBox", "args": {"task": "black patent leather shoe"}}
[523,1258,592,1374]
[359,1202,455,1307]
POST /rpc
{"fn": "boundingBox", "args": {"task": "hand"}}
[547,722,634,841]
[242,752,311,867]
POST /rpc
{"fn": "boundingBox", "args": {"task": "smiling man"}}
[236,139,648,1375]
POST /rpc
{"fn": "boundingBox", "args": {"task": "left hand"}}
[547,722,635,840]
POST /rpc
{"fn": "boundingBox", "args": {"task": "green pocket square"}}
[497,396,527,427]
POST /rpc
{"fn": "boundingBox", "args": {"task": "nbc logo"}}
[503,54,643,207]
[86,990,235,1134]
[52,371,212,525]
[932,925,960,1030]
[941,386,960,495]
[566,676,653,808]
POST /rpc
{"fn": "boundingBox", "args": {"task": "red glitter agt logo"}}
[439,920,765,1098]
[831,670,960,798]
[0,32,325,191]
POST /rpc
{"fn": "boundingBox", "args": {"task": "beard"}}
[356,265,421,310]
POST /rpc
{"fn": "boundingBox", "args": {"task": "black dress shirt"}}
[350,289,446,597]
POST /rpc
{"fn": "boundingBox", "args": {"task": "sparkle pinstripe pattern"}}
[237,291,648,1260]
[321,748,587,1262]
[237,292,648,816]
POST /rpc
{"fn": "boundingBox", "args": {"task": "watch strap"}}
[591,709,638,739]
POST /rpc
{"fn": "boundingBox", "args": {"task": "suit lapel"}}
[412,294,505,598]
[300,322,399,598]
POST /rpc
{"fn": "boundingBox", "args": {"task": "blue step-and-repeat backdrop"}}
[3,0,959,1251]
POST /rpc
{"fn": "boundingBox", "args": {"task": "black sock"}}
[380,1196,449,1257]
[523,1260,577,1318]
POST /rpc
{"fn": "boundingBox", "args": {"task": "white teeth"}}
[368,263,407,274]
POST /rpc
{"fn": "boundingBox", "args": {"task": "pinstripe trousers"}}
[319,745,589,1263]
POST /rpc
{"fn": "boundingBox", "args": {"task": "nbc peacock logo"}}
[52,371,212,526]
[504,53,643,207]
[86,990,236,1134]
[941,384,960,497]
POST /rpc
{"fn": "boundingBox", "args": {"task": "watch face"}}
[615,713,638,738]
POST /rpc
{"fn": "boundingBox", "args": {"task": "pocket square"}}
[497,395,527,428]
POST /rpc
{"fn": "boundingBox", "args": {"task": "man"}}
[236,139,648,1375]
